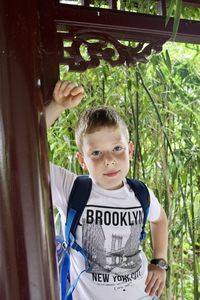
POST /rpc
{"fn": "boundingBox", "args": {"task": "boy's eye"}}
[113,146,124,152]
[91,150,102,157]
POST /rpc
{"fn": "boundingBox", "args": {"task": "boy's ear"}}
[76,152,87,170]
[128,141,134,161]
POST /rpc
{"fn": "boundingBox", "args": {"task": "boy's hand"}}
[45,80,85,129]
[145,264,166,297]
[53,80,85,109]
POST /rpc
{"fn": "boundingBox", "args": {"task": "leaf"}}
[165,49,172,72]
[165,0,175,26]
[165,0,183,40]
[171,0,183,40]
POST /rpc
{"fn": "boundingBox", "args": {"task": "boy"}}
[46,80,168,300]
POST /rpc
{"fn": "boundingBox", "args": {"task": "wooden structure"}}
[40,0,200,100]
[0,0,200,299]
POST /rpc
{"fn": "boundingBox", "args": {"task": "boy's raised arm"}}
[45,80,85,129]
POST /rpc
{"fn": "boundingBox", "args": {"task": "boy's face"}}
[76,126,134,190]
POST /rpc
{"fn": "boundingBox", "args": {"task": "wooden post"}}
[0,0,59,299]
[158,0,167,16]
[83,0,90,6]
[109,0,117,10]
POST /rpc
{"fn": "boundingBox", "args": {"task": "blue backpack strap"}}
[126,178,150,240]
[58,209,76,300]
[67,175,92,239]
[60,176,92,300]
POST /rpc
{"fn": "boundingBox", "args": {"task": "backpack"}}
[56,176,150,300]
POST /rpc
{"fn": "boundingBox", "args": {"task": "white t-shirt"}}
[50,163,161,300]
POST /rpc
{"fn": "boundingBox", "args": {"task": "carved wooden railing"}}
[39,0,200,100]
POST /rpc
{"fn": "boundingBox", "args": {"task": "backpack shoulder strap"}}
[59,176,92,300]
[126,178,150,240]
[65,175,92,243]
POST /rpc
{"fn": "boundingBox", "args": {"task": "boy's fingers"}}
[71,93,85,105]
[53,80,84,108]
[70,86,85,96]
[62,93,84,109]
[149,279,159,296]
[145,275,157,294]
[53,80,63,97]
[145,271,153,286]
[62,82,78,97]
[157,282,165,297]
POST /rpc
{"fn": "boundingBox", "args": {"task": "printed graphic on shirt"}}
[80,205,144,281]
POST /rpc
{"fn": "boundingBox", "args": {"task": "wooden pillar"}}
[109,0,117,10]
[0,0,59,299]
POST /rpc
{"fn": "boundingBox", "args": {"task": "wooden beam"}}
[183,0,200,7]
[55,4,200,44]
[156,0,200,8]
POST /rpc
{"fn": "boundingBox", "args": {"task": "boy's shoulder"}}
[50,163,77,206]
[50,162,77,180]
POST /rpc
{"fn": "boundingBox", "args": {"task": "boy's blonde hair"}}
[75,106,129,152]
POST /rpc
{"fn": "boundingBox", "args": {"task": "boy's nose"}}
[104,159,116,166]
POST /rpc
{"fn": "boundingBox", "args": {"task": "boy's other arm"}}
[145,207,168,297]
[150,206,168,260]
[45,80,85,129]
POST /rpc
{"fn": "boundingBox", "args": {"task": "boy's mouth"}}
[103,170,120,177]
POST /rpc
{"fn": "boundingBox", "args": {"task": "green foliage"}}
[48,43,200,299]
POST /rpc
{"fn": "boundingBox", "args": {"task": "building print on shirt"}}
[81,205,144,278]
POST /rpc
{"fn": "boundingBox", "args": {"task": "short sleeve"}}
[147,188,161,222]
[49,162,77,216]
